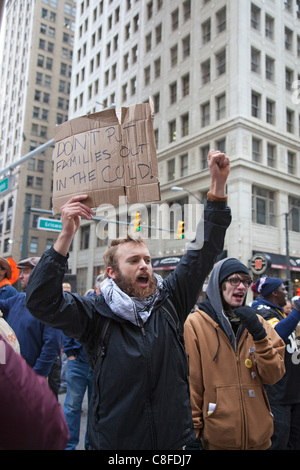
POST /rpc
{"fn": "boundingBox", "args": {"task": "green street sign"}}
[38,217,62,232]
[0,178,9,193]
[0,175,14,195]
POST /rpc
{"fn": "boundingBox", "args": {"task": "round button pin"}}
[245,359,252,369]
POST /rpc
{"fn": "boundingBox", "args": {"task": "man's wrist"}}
[53,232,73,257]
[207,191,228,202]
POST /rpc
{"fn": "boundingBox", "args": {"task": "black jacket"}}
[26,201,231,450]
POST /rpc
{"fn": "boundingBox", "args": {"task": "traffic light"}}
[134,211,141,232]
[177,220,184,239]
[297,288,300,296]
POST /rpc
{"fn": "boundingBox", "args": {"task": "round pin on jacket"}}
[245,359,252,369]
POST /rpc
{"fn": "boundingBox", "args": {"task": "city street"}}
[58,390,88,450]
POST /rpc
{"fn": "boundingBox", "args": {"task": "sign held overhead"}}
[52,98,161,214]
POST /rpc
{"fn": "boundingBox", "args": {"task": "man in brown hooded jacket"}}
[184,258,285,450]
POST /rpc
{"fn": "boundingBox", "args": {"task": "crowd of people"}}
[1,150,300,450]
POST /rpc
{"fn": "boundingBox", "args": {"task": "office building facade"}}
[0,0,76,264]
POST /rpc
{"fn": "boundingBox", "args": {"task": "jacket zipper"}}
[235,327,247,449]
[139,321,158,449]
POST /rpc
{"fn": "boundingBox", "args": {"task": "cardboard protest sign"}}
[52,99,161,214]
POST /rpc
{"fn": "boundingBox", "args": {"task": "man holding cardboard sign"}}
[26,150,231,450]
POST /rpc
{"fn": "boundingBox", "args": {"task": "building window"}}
[286,67,293,91]
[251,4,260,30]
[216,93,226,120]
[155,24,162,44]
[183,0,191,22]
[201,59,210,85]
[30,237,38,253]
[181,113,189,137]
[144,66,150,86]
[267,143,276,168]
[285,27,293,51]
[170,82,177,104]
[76,267,87,295]
[289,196,300,232]
[252,137,261,163]
[251,47,260,73]
[46,238,54,249]
[180,154,188,177]
[167,159,175,181]
[80,225,90,250]
[287,151,295,174]
[171,8,179,31]
[182,35,190,59]
[170,45,178,67]
[216,49,226,76]
[287,108,294,133]
[252,186,276,227]
[265,56,274,81]
[182,73,189,97]
[201,102,210,127]
[216,138,226,153]
[251,91,261,118]
[265,14,274,39]
[154,58,161,78]
[200,145,210,169]
[169,120,176,143]
[216,6,226,33]
[266,99,275,125]
[145,32,152,52]
[202,18,211,44]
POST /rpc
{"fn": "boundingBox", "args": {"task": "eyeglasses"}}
[224,277,252,287]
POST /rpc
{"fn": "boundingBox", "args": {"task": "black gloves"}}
[234,306,267,341]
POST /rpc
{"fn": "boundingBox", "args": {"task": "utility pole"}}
[285,211,293,299]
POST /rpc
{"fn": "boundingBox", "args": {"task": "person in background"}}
[0,257,18,300]
[284,300,292,315]
[0,334,69,450]
[184,258,285,450]
[62,282,72,292]
[62,288,94,450]
[254,277,300,449]
[292,295,300,308]
[59,282,73,394]
[0,257,61,379]
[94,273,105,296]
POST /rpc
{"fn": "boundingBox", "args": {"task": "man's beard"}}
[114,270,157,300]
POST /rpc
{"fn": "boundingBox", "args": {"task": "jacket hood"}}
[202,257,246,349]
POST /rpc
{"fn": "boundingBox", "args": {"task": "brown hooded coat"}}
[184,258,286,450]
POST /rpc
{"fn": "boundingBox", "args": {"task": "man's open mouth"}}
[136,275,149,287]
[233,293,244,300]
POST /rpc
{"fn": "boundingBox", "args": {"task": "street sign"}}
[37,217,62,232]
[0,175,14,196]
[0,177,9,193]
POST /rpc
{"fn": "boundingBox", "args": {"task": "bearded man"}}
[26,150,231,450]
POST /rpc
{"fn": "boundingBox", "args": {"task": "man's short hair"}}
[103,233,146,272]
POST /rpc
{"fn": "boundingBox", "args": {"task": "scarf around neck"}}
[100,274,164,326]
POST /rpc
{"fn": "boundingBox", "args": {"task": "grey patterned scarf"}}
[100,274,164,326]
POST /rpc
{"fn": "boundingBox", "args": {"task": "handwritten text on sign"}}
[52,101,161,213]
